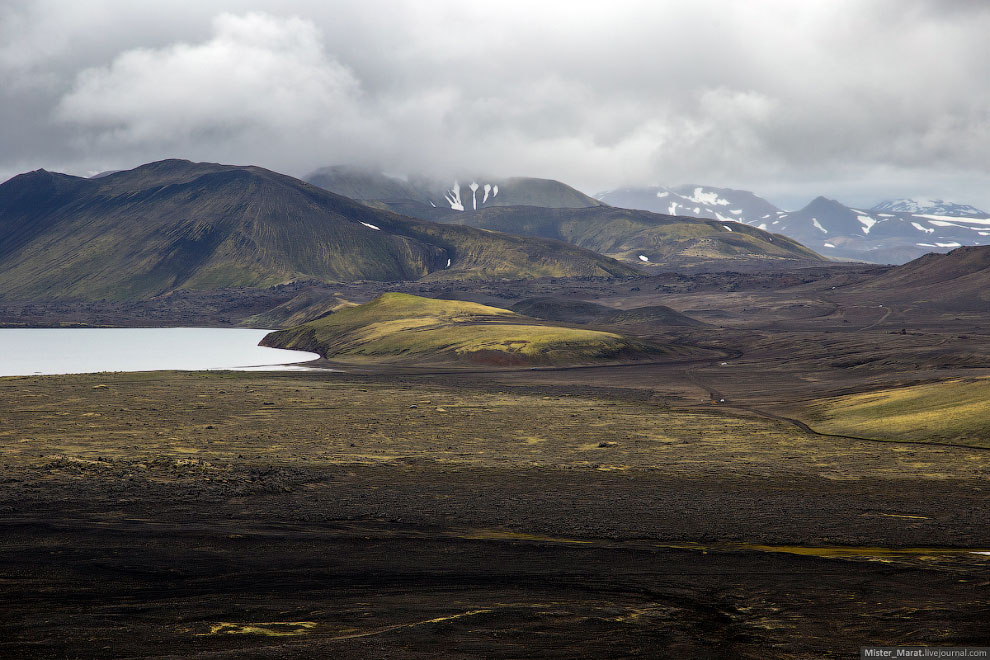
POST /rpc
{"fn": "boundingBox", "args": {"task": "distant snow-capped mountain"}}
[596,184,990,264]
[872,198,989,218]
[594,185,780,226]
[755,196,990,264]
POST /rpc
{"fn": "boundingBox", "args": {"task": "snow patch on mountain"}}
[469,182,479,210]
[444,182,464,211]
[687,187,730,206]
[857,215,876,234]
[917,215,990,226]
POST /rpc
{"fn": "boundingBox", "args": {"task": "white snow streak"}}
[444,182,464,211]
[812,218,828,234]
[917,214,990,226]
[483,183,491,204]
[360,222,380,231]
[687,187,730,206]
[469,182,479,210]
[638,255,650,262]
[918,215,990,227]
[857,215,876,234]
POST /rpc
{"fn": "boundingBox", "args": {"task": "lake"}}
[0,328,320,377]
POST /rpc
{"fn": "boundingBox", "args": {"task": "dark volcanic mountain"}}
[305,168,823,269]
[0,160,638,300]
[844,245,990,311]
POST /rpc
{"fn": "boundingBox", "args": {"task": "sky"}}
[2,0,989,210]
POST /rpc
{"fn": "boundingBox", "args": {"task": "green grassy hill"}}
[261,293,667,366]
[0,160,638,300]
[370,204,824,269]
[434,206,825,268]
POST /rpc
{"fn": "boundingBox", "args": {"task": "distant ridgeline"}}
[305,167,826,269]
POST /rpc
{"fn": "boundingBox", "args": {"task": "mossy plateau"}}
[262,292,663,365]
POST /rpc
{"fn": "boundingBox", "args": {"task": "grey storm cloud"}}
[2,0,989,210]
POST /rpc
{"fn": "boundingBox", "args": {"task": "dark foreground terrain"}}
[2,369,989,658]
[3,257,990,657]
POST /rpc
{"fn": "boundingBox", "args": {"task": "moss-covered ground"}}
[795,377,990,447]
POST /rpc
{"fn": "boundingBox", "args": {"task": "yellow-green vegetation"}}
[208,622,317,637]
[262,293,663,365]
[654,542,990,558]
[3,371,985,484]
[796,377,990,447]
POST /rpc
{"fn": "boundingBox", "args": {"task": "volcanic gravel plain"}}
[2,265,989,658]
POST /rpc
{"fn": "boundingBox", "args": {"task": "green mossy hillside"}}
[797,377,990,447]
[262,293,666,366]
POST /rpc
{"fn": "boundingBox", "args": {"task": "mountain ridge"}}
[0,160,638,300]
[305,169,824,269]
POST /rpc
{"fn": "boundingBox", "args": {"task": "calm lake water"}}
[0,328,320,377]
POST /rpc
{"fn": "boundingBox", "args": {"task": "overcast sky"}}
[2,0,989,210]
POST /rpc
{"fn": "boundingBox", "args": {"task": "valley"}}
[2,246,989,658]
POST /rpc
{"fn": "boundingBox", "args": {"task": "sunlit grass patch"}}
[263,292,665,365]
[797,377,990,447]
[206,621,317,636]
